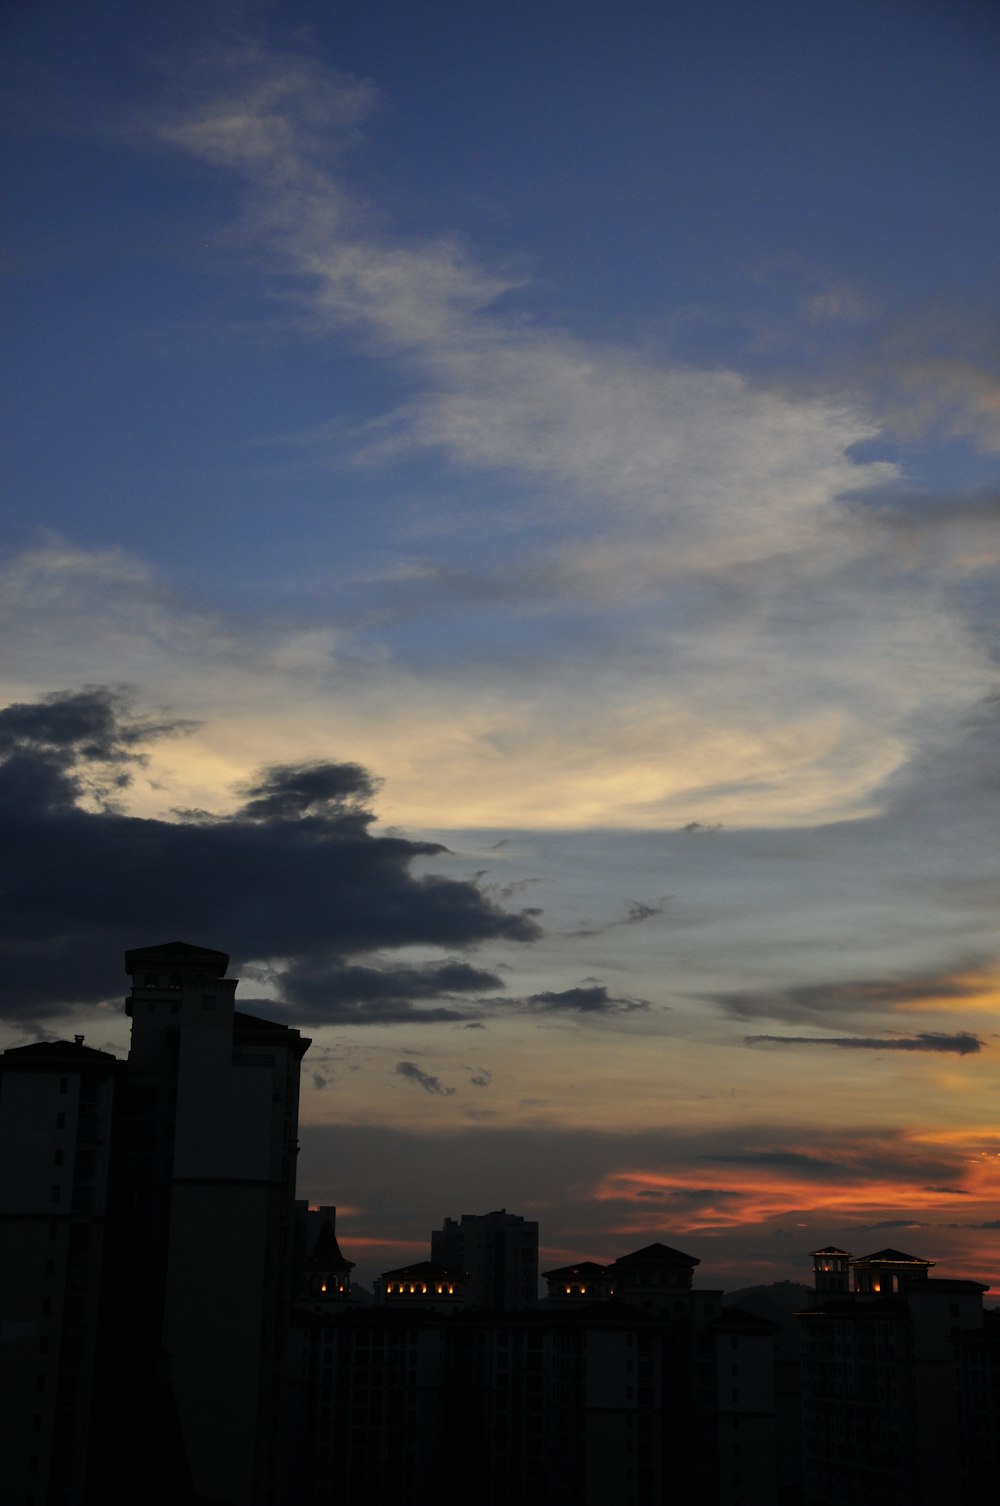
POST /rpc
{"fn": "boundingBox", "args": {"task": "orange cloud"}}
[592,1156,994,1235]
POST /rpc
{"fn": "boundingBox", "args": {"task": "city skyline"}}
[3,0,1000,1289]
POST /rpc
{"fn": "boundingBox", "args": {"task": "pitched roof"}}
[854,1248,934,1266]
[305,1219,355,1272]
[381,1260,463,1282]
[125,940,229,976]
[541,1261,609,1281]
[610,1242,700,1269]
[2,1039,119,1069]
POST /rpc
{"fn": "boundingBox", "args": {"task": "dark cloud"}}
[395,1061,453,1096]
[745,1032,983,1055]
[274,958,505,1025]
[238,761,378,820]
[860,1220,926,1231]
[707,1149,849,1175]
[0,688,540,1024]
[463,1065,492,1087]
[521,984,649,1016]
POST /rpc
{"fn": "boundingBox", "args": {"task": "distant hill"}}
[725,1281,813,1358]
[725,1281,812,1321]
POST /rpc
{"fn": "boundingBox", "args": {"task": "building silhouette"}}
[6,939,1000,1505]
[288,1236,777,1505]
[1,941,310,1506]
[798,1244,995,1505]
[0,1039,118,1506]
[431,1208,539,1312]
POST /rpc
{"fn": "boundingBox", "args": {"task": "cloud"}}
[521,984,649,1017]
[0,688,539,1024]
[745,1032,983,1055]
[4,49,997,848]
[564,896,669,939]
[140,41,1000,839]
[395,1060,453,1096]
[859,1220,926,1231]
[707,968,992,1026]
[463,1065,492,1087]
[297,1118,1000,1289]
[275,957,506,1026]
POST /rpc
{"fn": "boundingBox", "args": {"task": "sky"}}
[3,0,1000,1291]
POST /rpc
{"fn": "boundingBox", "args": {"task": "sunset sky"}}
[3,0,1000,1290]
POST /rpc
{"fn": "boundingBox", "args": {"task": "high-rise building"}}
[0,1038,118,1506]
[798,1244,991,1505]
[430,1208,539,1312]
[1,941,310,1506]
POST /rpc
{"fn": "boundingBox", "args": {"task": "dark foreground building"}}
[287,1238,777,1506]
[798,1245,997,1506]
[0,942,310,1506]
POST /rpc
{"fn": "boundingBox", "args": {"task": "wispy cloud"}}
[564,897,669,939]
[141,42,997,835]
[707,967,996,1027]
[395,1060,453,1096]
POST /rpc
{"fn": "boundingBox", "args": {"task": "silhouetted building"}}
[809,1246,851,1299]
[297,1207,354,1312]
[0,1038,118,1506]
[541,1259,614,1305]
[798,1244,991,1506]
[430,1208,539,1311]
[375,1259,465,1312]
[1,941,310,1506]
[288,1238,777,1506]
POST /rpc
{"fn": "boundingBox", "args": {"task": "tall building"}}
[430,1208,539,1312]
[0,1039,118,1506]
[1,941,310,1506]
[798,1244,991,1506]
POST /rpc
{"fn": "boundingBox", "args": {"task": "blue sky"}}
[3,0,1000,1287]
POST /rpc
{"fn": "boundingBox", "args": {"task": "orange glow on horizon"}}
[592,1148,1000,1234]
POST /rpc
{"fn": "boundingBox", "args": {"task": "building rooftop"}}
[1,1039,119,1069]
[609,1241,700,1269]
[125,940,230,976]
[306,1219,355,1273]
[853,1248,934,1266]
[541,1260,609,1281]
